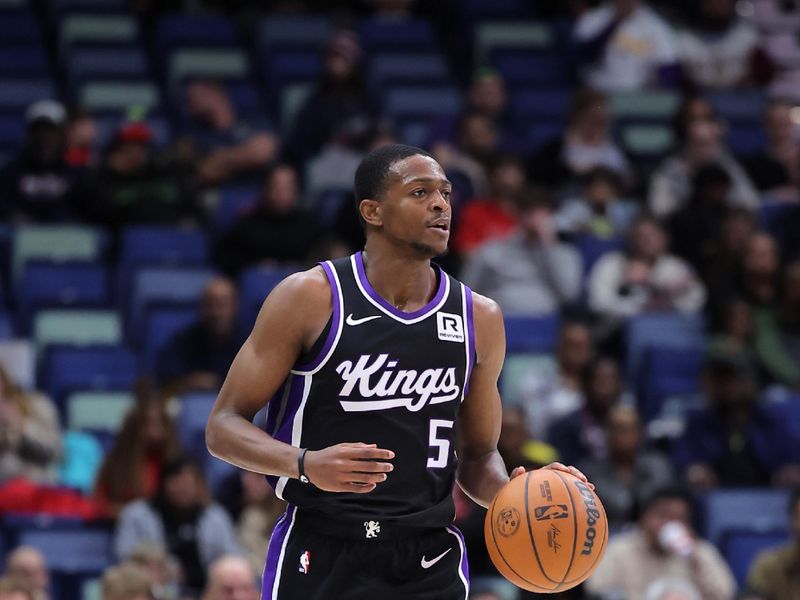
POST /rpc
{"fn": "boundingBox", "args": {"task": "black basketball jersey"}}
[264,251,475,528]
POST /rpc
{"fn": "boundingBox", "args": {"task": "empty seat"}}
[511,89,571,123]
[503,314,560,354]
[0,114,25,150]
[0,310,11,339]
[43,345,138,406]
[0,46,48,77]
[573,234,625,276]
[59,14,138,52]
[367,53,450,91]
[475,22,554,64]
[494,52,571,88]
[256,15,332,53]
[638,346,705,420]
[727,125,767,156]
[702,488,790,547]
[176,391,217,458]
[168,48,249,91]
[620,124,674,158]
[0,12,40,46]
[129,267,214,331]
[0,79,57,112]
[610,90,680,123]
[33,309,121,351]
[707,90,766,125]
[212,184,259,236]
[384,86,462,119]
[66,390,134,432]
[141,305,197,373]
[79,81,160,114]
[12,225,106,283]
[358,18,435,52]
[17,262,109,311]
[463,0,531,19]
[0,340,35,390]
[239,266,297,330]
[624,313,706,383]
[722,529,789,587]
[17,528,113,573]
[67,47,148,84]
[263,50,322,99]
[120,226,208,268]
[156,14,238,52]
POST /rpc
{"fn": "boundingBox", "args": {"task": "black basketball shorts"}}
[261,506,470,599]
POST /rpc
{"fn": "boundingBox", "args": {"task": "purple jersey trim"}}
[355,251,447,320]
[464,285,476,397]
[292,261,341,372]
[261,505,296,599]
[265,375,305,490]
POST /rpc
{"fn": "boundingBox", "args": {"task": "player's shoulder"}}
[469,290,503,323]
[266,265,332,314]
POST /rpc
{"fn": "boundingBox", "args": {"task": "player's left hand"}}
[510,463,595,490]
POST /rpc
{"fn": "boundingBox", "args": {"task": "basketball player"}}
[206,144,589,599]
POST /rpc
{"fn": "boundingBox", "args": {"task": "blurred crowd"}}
[1,0,800,599]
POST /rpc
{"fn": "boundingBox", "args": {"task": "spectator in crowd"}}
[669,162,734,269]
[0,100,79,222]
[64,107,98,168]
[676,0,773,90]
[202,555,259,600]
[711,297,754,353]
[574,0,681,92]
[124,542,179,600]
[754,261,800,389]
[157,276,240,394]
[215,164,320,277]
[461,189,582,316]
[585,486,736,600]
[744,98,800,201]
[588,216,706,331]
[734,231,781,310]
[100,563,152,600]
[115,456,241,595]
[466,69,510,134]
[80,122,199,232]
[0,577,34,600]
[578,405,675,530]
[451,155,524,257]
[94,396,182,517]
[430,113,495,199]
[548,357,628,466]
[531,89,630,188]
[182,80,278,186]
[235,471,285,578]
[0,366,61,485]
[674,342,800,491]
[746,489,800,600]
[4,547,49,600]
[516,321,594,441]
[497,406,558,475]
[648,96,759,218]
[555,166,639,239]
[289,30,371,164]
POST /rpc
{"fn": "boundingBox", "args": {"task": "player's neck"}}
[361,240,436,313]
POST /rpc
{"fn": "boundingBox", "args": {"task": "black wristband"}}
[298,448,311,485]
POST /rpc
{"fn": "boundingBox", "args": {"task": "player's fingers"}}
[341,442,377,448]
[343,459,394,473]
[341,481,377,493]
[344,471,389,485]
[565,465,594,488]
[509,466,526,480]
[344,447,395,460]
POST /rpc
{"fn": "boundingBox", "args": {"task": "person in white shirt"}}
[588,215,706,327]
[574,0,681,92]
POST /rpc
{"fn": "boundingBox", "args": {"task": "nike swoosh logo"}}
[421,548,452,569]
[345,313,382,326]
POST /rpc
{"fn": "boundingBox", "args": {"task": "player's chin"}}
[411,239,449,259]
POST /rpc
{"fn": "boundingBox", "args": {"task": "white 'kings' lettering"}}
[335,354,461,412]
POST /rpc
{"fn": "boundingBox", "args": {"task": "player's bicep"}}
[212,271,329,421]
[456,294,506,458]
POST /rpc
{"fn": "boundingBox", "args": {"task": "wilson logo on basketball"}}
[573,480,601,555]
[533,504,569,521]
[496,507,520,537]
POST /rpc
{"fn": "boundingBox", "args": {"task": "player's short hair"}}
[353,143,433,225]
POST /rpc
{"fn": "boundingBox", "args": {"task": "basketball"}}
[484,469,608,593]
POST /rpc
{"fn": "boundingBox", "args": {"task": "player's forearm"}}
[456,449,509,508]
[206,410,299,479]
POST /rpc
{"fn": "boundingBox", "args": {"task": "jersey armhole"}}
[291,261,344,375]
[462,283,476,398]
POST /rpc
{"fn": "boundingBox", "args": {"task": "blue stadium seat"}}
[0,46,48,77]
[0,79,57,112]
[141,305,197,373]
[155,14,238,52]
[367,53,450,92]
[263,50,322,99]
[707,90,766,125]
[66,47,148,85]
[573,234,625,276]
[213,184,259,236]
[128,267,214,335]
[257,16,332,54]
[0,12,41,46]
[702,488,790,547]
[525,122,563,152]
[758,201,800,256]
[0,115,24,151]
[494,52,571,88]
[727,125,767,156]
[511,89,571,124]
[638,346,704,421]
[43,345,138,408]
[384,86,463,119]
[120,226,208,269]
[358,18,435,52]
[46,0,128,15]
[17,527,112,574]
[239,266,297,331]
[462,0,531,19]
[177,391,217,458]
[624,313,706,384]
[226,80,265,119]
[503,314,560,354]
[0,310,11,339]
[722,529,789,587]
[315,189,352,228]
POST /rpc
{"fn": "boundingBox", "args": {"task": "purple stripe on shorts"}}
[464,286,476,397]
[355,251,446,320]
[293,261,340,371]
[261,505,296,599]
[450,525,470,586]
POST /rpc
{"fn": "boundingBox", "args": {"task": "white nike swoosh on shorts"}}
[345,313,382,326]
[421,547,452,569]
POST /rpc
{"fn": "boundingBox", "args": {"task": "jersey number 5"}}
[427,419,454,468]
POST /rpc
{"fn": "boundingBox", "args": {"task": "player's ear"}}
[360,198,383,227]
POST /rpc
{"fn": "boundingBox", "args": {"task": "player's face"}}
[380,155,452,258]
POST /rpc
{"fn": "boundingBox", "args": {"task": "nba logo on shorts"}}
[299,551,310,574]
[437,312,464,343]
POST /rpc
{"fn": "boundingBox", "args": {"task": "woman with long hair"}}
[94,394,182,517]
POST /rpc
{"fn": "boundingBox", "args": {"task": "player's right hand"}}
[303,442,394,493]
